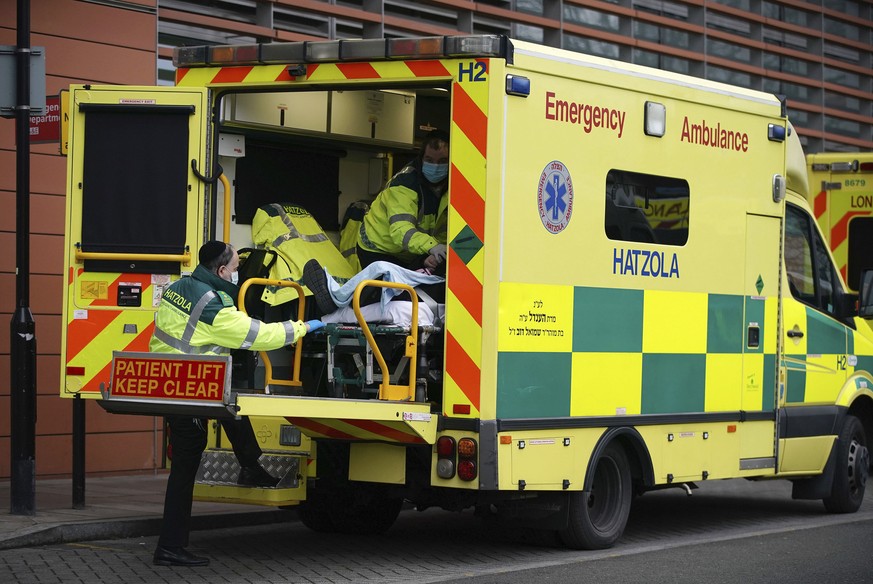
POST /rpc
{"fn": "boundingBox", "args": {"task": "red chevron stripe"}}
[831,211,867,249]
[78,320,155,393]
[447,247,482,325]
[445,331,481,411]
[66,310,122,364]
[343,419,425,443]
[212,66,253,83]
[405,60,451,78]
[176,68,190,84]
[452,83,487,158]
[337,62,380,79]
[285,417,359,440]
[814,190,827,219]
[450,165,485,241]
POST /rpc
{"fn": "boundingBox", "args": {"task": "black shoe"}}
[153,545,210,567]
[238,464,281,487]
[302,259,338,314]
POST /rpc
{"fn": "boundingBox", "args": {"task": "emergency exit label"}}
[110,355,228,403]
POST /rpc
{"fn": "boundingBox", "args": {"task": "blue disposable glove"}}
[306,319,325,333]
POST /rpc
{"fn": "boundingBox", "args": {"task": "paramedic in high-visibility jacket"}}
[150,240,323,567]
[357,129,449,272]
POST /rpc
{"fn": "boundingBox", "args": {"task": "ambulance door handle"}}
[787,329,804,339]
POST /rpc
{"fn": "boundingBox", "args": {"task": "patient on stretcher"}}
[301,259,445,327]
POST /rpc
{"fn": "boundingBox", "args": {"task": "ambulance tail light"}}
[859,162,873,172]
[457,438,478,482]
[436,436,456,479]
[173,35,513,68]
[444,34,506,57]
[209,44,260,65]
[340,38,387,60]
[66,366,85,376]
[388,37,444,59]
[173,46,208,67]
[306,40,340,62]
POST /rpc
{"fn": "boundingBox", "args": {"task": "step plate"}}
[196,451,300,489]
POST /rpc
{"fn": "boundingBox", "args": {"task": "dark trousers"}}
[158,416,263,548]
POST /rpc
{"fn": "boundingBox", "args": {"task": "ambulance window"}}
[604,170,689,245]
[785,204,842,317]
[848,217,873,292]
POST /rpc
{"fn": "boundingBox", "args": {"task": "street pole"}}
[10,0,37,516]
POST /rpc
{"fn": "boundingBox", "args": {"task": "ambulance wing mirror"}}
[859,269,873,319]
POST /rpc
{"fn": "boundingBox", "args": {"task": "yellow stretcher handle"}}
[238,278,306,393]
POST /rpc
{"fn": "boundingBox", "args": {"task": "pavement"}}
[0,473,296,551]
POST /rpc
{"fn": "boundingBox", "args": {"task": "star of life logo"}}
[537,161,573,234]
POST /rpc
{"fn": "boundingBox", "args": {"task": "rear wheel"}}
[559,442,632,550]
[823,414,869,513]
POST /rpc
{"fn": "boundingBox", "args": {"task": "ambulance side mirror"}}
[859,269,873,319]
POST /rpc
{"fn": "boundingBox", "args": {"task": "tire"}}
[823,414,869,514]
[559,442,632,550]
[297,489,337,533]
[330,493,403,534]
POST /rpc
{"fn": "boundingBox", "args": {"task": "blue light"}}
[768,124,786,142]
[505,74,530,97]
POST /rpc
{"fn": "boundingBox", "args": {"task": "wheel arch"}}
[846,390,873,449]
[584,426,654,492]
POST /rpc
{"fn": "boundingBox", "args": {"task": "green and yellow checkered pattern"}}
[496,286,778,419]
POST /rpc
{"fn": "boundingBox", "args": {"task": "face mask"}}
[230,271,239,286]
[422,161,448,184]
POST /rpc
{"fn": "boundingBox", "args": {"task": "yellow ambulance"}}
[61,34,873,549]
[806,152,873,293]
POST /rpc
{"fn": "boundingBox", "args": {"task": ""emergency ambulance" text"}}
[613,248,680,278]
[545,91,626,138]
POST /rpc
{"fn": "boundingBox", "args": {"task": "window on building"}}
[825,94,862,113]
[564,6,620,32]
[763,28,808,51]
[763,53,809,77]
[707,13,751,37]
[825,116,862,138]
[633,0,689,20]
[514,24,544,43]
[707,66,752,88]
[824,42,861,63]
[564,34,620,59]
[762,2,809,27]
[762,79,810,102]
[825,17,860,41]
[517,0,543,15]
[707,39,752,63]
[824,67,861,89]
[634,21,689,48]
[604,169,689,246]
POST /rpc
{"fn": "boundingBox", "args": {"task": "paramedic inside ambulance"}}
[356,129,449,273]
[150,240,324,567]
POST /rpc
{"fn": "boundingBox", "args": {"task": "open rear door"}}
[61,86,210,399]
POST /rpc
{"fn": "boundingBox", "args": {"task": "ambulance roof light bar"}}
[173,35,511,68]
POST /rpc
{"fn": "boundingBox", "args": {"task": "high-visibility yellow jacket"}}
[150,264,305,355]
[357,162,448,264]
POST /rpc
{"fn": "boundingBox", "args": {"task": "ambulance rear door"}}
[62,86,211,398]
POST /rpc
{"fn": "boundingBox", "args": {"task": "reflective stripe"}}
[401,227,420,251]
[271,203,329,246]
[240,319,261,350]
[359,221,376,251]
[342,247,355,257]
[182,290,217,346]
[153,327,226,355]
[389,213,417,225]
[283,320,297,345]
